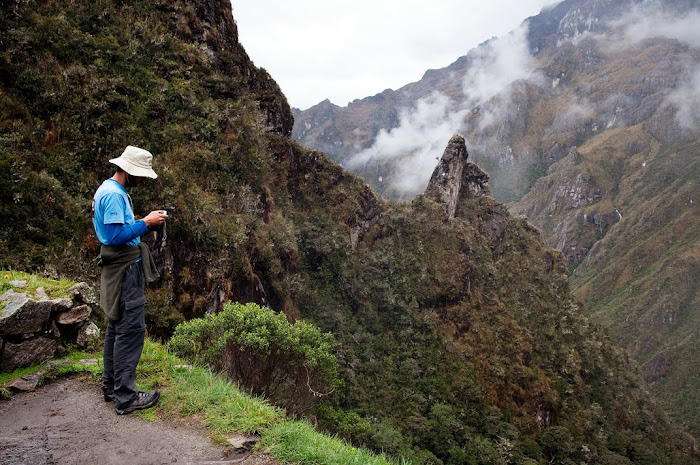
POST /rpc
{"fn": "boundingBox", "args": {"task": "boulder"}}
[35,287,49,300]
[45,359,70,368]
[0,296,74,336]
[0,290,28,303]
[0,298,53,336]
[0,282,102,371]
[0,337,57,371]
[2,370,45,391]
[76,322,100,348]
[49,298,73,313]
[56,305,91,325]
[67,282,97,305]
[226,434,259,451]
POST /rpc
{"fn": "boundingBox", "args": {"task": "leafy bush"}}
[168,301,339,414]
[539,426,574,464]
[316,405,372,445]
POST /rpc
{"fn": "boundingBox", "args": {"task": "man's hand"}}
[143,210,168,228]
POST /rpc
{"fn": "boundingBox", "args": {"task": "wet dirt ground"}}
[0,376,279,465]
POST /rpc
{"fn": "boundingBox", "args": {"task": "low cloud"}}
[603,2,700,131]
[348,92,469,196]
[551,99,595,133]
[465,24,542,132]
[347,23,538,197]
[608,2,700,49]
[667,66,700,130]
[463,24,537,106]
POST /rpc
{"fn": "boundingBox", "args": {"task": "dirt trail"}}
[0,377,278,465]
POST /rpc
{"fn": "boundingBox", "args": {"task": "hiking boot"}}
[102,385,114,402]
[115,390,160,415]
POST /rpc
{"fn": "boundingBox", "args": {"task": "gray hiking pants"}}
[102,261,146,409]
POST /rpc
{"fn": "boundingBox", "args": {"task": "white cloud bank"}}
[463,24,537,106]
[463,24,541,131]
[667,66,700,130]
[610,2,700,48]
[607,2,700,132]
[347,92,469,195]
[348,23,538,196]
[552,2,699,132]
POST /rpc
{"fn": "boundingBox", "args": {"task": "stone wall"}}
[0,282,100,372]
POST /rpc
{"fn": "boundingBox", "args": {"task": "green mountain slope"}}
[569,139,699,435]
[510,42,700,437]
[293,0,700,438]
[0,1,697,464]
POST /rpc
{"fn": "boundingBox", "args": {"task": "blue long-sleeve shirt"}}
[99,219,148,245]
[92,179,148,246]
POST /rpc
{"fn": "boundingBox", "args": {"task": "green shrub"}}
[539,426,574,464]
[145,286,185,340]
[316,405,372,445]
[168,301,339,414]
[517,436,542,460]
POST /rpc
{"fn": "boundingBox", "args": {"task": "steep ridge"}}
[292,0,700,437]
[0,1,697,464]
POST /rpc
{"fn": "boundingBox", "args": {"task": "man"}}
[92,145,168,415]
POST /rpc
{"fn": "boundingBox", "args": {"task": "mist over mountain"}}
[293,0,700,438]
[1,1,698,463]
[295,0,699,199]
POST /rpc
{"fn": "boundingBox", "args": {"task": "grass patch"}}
[0,361,48,398]
[0,349,101,385]
[0,363,46,387]
[262,421,402,465]
[137,340,402,463]
[0,269,76,301]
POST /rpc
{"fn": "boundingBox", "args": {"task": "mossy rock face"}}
[0,272,99,372]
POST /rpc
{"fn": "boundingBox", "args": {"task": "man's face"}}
[126,174,146,187]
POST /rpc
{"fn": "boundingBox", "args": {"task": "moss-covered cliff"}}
[0,1,696,464]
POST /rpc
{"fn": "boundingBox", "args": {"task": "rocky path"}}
[0,376,278,465]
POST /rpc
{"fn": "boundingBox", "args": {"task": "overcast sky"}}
[232,1,557,110]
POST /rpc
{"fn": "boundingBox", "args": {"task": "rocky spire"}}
[425,134,490,219]
[425,134,468,219]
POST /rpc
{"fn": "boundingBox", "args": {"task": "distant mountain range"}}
[293,0,700,438]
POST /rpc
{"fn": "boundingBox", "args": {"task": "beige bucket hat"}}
[109,146,158,179]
